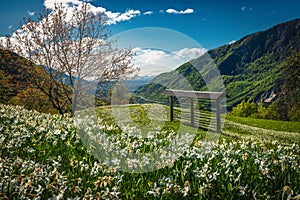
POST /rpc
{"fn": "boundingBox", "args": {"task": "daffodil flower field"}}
[0,104,299,199]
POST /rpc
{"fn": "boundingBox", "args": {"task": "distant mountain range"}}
[134,18,300,109]
[1,18,300,112]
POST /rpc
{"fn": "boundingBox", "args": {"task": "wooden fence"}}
[164,89,225,133]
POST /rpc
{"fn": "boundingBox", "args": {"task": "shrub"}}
[230,99,257,117]
[231,100,280,120]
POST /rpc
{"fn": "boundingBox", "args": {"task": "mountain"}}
[134,18,300,109]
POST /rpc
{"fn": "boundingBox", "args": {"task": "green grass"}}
[97,104,205,134]
[226,115,300,133]
[97,104,300,144]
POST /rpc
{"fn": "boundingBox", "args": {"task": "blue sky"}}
[1,0,300,50]
[1,0,300,76]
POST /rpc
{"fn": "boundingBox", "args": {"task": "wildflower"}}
[293,194,300,200]
[242,153,249,160]
[183,181,191,196]
[199,186,205,195]
[282,186,293,200]
[282,164,286,172]
[94,176,114,188]
[238,185,248,195]
[72,186,81,193]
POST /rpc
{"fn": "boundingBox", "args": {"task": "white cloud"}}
[229,40,236,44]
[166,8,194,15]
[107,9,141,24]
[174,48,207,61]
[166,9,177,14]
[241,6,253,12]
[44,0,83,9]
[182,8,194,14]
[28,11,35,16]
[132,47,206,76]
[143,11,153,15]
[43,0,141,25]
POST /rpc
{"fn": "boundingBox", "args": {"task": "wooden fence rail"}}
[164,89,225,133]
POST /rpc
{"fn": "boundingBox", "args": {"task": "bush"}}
[230,99,257,117]
[231,100,280,120]
[257,102,280,120]
[264,102,280,120]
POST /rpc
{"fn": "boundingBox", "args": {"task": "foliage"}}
[230,99,257,117]
[258,102,280,120]
[0,104,299,199]
[230,99,280,120]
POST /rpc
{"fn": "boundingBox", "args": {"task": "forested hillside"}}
[135,18,300,120]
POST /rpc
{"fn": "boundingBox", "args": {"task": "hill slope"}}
[0,49,36,103]
[0,49,65,113]
[135,18,300,108]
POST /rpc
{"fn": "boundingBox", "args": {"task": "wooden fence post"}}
[170,96,174,121]
[190,98,194,127]
[216,99,221,133]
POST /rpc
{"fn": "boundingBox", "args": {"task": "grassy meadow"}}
[0,103,299,199]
